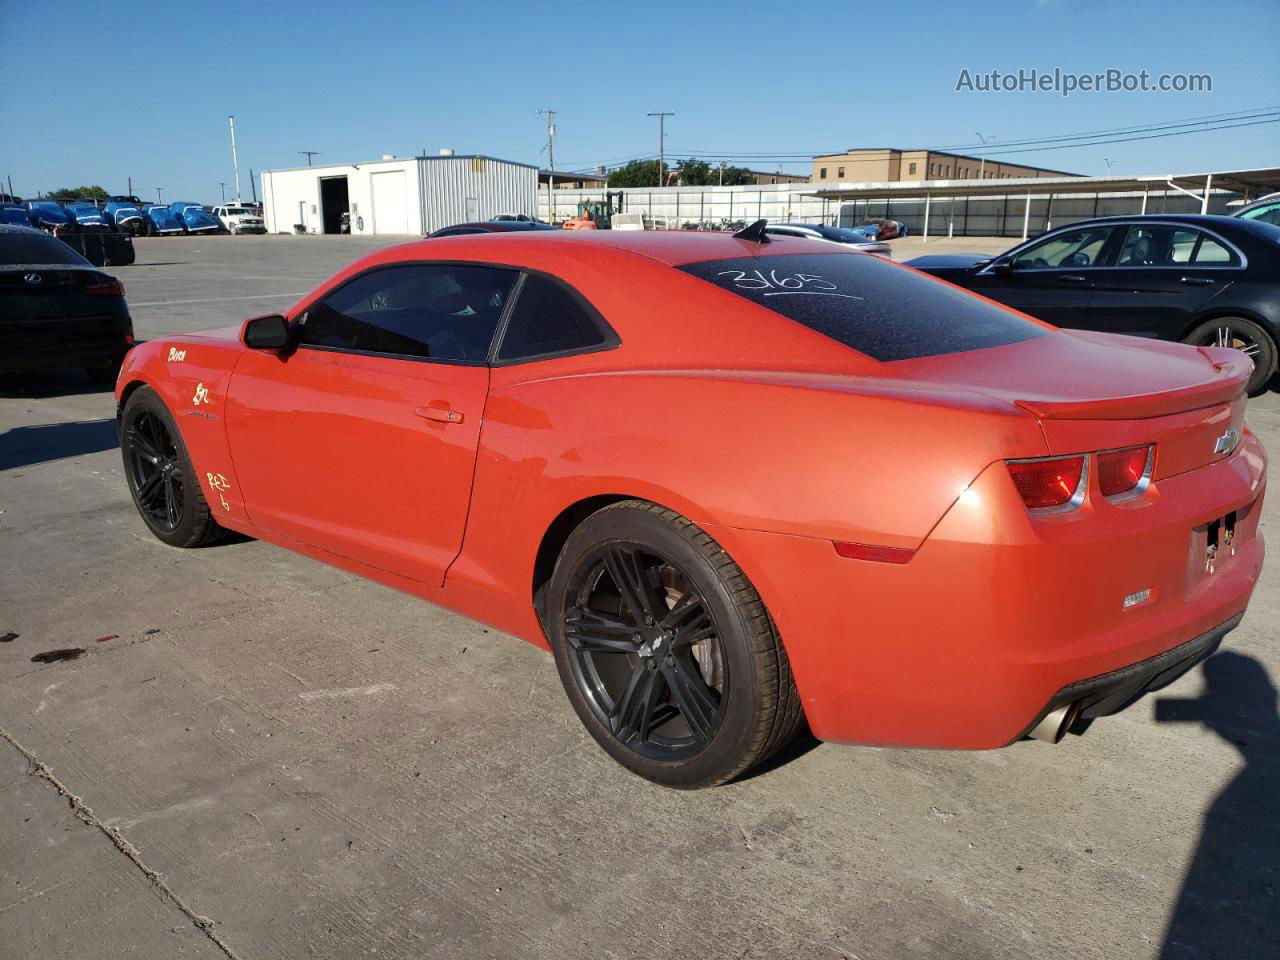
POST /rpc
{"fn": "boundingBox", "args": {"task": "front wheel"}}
[1185,316,1277,396]
[546,500,803,789]
[119,386,230,547]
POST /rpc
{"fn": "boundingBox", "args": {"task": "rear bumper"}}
[1011,611,1240,743]
[706,432,1266,749]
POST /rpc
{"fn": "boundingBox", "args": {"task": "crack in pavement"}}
[0,727,245,960]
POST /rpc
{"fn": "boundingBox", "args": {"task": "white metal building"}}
[261,153,537,236]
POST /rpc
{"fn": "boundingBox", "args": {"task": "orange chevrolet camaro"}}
[115,224,1267,788]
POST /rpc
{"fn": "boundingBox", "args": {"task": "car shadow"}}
[0,369,114,399]
[0,418,118,470]
[1156,651,1280,959]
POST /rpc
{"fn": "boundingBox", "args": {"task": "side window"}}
[1241,202,1280,227]
[495,274,613,362]
[1192,234,1238,265]
[1011,227,1112,269]
[298,264,518,362]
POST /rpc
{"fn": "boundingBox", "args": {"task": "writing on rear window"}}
[717,269,861,299]
[681,252,1044,362]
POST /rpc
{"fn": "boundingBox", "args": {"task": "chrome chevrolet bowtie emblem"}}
[1214,428,1241,457]
[23,272,41,285]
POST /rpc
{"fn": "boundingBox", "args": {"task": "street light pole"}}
[155,187,164,204]
[219,182,227,203]
[537,108,556,222]
[647,111,674,187]
[975,132,996,179]
[228,115,241,202]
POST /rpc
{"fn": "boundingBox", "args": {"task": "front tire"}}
[1185,316,1277,396]
[119,386,229,547]
[546,500,803,789]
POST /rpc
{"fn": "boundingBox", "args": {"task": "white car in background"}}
[211,204,266,235]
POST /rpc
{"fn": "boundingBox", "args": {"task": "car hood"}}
[893,329,1250,420]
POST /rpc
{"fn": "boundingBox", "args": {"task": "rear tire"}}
[1185,316,1277,396]
[119,386,230,548]
[546,500,804,789]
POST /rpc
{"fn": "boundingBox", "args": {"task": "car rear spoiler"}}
[1014,348,1251,420]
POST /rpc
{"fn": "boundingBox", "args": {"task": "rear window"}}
[679,252,1044,362]
[0,232,90,267]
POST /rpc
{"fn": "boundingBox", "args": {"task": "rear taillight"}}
[1006,455,1087,511]
[85,279,124,296]
[1098,446,1153,499]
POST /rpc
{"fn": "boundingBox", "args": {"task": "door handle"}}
[1181,277,1215,286]
[415,405,464,424]
[1059,274,1088,283]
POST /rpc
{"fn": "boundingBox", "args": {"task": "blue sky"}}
[2,0,1277,202]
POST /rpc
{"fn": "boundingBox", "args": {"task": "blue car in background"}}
[25,200,74,231]
[144,203,185,235]
[0,204,31,227]
[67,202,108,227]
[104,201,147,236]
[170,201,221,234]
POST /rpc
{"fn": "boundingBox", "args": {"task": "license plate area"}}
[1186,498,1258,592]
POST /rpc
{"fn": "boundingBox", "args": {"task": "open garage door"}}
[371,171,409,234]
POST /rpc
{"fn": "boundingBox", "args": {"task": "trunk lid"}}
[893,329,1252,479]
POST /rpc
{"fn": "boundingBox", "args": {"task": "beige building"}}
[811,148,1077,183]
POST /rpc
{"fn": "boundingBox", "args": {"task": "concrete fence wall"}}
[537,184,1243,237]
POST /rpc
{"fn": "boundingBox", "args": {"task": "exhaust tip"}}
[1028,702,1081,744]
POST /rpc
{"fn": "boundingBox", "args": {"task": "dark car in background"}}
[0,225,134,384]
[907,214,1280,394]
[427,220,561,237]
[762,222,892,256]
[24,200,74,232]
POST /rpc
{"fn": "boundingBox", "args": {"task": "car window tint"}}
[495,273,610,361]
[0,232,90,266]
[680,252,1044,362]
[298,264,518,362]
[1011,227,1112,269]
[1192,234,1236,264]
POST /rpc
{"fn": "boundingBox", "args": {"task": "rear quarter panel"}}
[450,360,1048,646]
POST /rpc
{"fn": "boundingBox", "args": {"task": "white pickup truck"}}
[211,205,266,235]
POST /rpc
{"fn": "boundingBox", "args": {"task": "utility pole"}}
[127,176,133,197]
[299,151,319,166]
[718,161,725,186]
[155,187,164,204]
[975,132,996,179]
[249,169,258,204]
[647,111,674,187]
[219,182,227,203]
[228,115,242,202]
[537,108,556,222]
[1104,157,1115,175]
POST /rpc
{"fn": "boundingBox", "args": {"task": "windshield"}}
[224,207,251,215]
[679,252,1044,362]
[0,232,90,266]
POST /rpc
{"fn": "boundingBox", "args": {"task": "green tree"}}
[605,160,664,188]
[718,165,756,186]
[48,185,109,200]
[674,158,713,185]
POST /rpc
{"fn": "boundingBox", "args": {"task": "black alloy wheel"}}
[119,386,229,548]
[547,500,804,789]
[124,407,185,532]
[563,541,728,758]
[1186,316,1277,396]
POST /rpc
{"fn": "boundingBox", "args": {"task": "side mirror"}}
[990,258,1015,275]
[242,314,290,350]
